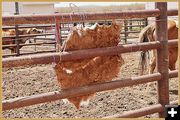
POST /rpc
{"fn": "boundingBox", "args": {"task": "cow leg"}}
[11,48,17,54]
[146,50,156,92]
[148,50,156,74]
[149,58,156,74]
[169,64,176,70]
[168,48,178,71]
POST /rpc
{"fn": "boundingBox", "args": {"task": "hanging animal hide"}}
[54,22,124,109]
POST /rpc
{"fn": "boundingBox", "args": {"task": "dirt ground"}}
[2,47,178,118]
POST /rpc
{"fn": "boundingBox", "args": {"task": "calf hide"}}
[54,22,124,109]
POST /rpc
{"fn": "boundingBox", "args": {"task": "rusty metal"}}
[121,31,141,34]
[2,70,178,111]
[124,20,128,43]
[2,40,178,68]
[18,42,56,46]
[15,25,20,56]
[104,100,178,118]
[156,2,169,118]
[55,19,61,51]
[2,9,161,26]
[169,70,178,78]
[34,38,55,41]
[2,33,55,38]
[14,2,20,56]
[2,9,178,26]
[2,72,162,111]
[105,104,163,118]
[2,50,56,58]
[2,24,55,29]
[2,44,17,48]
[2,41,161,68]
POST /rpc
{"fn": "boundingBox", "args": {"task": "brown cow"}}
[139,20,178,75]
[138,20,178,91]
[2,28,43,53]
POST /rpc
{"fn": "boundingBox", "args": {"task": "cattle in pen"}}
[2,28,43,53]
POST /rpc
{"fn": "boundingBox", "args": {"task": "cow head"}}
[26,28,43,34]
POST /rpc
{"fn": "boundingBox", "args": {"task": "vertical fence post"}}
[144,18,148,27]
[55,19,61,52]
[14,2,20,56]
[124,19,128,43]
[129,20,132,31]
[155,2,169,118]
[60,23,63,46]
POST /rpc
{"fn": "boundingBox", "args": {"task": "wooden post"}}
[55,19,61,51]
[14,2,20,56]
[155,2,169,118]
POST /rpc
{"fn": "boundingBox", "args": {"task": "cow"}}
[2,28,43,53]
[138,20,178,75]
[138,20,178,91]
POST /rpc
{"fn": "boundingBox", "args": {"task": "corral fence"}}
[2,2,178,118]
[2,18,147,57]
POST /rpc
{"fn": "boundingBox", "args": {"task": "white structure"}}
[2,2,16,15]
[2,2,58,15]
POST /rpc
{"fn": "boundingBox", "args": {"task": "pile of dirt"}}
[54,22,124,108]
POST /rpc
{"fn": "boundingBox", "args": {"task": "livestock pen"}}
[2,18,147,57]
[2,2,178,118]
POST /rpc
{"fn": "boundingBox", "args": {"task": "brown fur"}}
[54,22,124,109]
[139,20,178,74]
[2,28,43,53]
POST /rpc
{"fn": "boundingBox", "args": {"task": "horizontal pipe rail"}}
[2,31,140,39]
[2,23,144,30]
[2,44,17,47]
[2,33,55,38]
[18,50,56,55]
[19,42,56,46]
[34,38,55,40]
[2,42,56,48]
[2,40,178,68]
[2,70,178,111]
[2,50,56,58]
[122,24,146,27]
[104,100,178,118]
[169,70,178,78]
[2,54,18,57]
[2,19,145,29]
[2,9,178,26]
[2,9,161,25]
[121,31,141,34]
[2,24,56,29]
[2,73,162,111]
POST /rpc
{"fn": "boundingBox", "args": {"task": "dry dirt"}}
[2,49,178,118]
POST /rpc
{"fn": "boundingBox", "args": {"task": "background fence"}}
[2,18,147,57]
